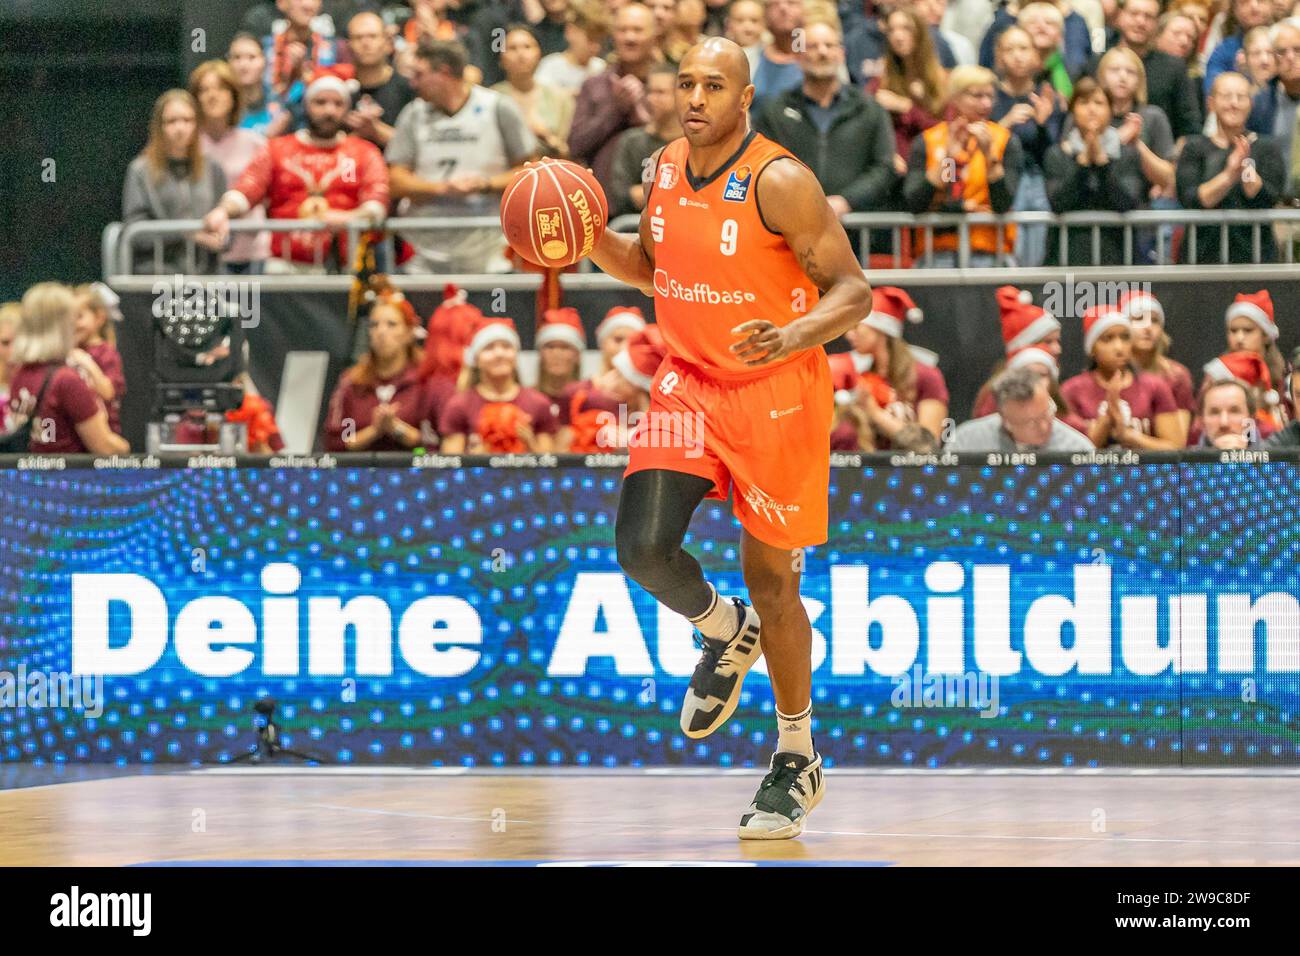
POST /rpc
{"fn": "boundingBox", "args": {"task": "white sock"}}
[776,702,814,758]
[688,584,739,640]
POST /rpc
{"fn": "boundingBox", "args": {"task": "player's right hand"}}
[730,320,796,366]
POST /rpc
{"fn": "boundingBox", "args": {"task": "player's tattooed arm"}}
[586,148,662,297]
[732,159,871,366]
[795,244,832,292]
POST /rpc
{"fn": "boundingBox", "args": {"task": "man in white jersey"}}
[387,39,538,273]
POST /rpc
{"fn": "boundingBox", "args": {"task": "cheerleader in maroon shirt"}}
[70,283,127,435]
[1061,305,1187,449]
[1120,289,1195,435]
[533,307,587,418]
[324,290,444,452]
[828,286,949,452]
[439,317,559,454]
[8,283,128,455]
[1211,290,1289,431]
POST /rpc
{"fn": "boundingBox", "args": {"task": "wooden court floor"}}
[2,769,1298,866]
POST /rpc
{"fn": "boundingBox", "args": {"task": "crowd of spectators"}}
[8,1,1299,456]
[109,0,1300,272]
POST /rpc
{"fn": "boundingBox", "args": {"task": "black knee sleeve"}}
[615,470,716,617]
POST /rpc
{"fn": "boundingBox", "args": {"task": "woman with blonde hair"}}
[439,317,559,454]
[6,283,128,455]
[903,64,1022,267]
[1085,47,1178,197]
[189,59,269,272]
[122,89,227,273]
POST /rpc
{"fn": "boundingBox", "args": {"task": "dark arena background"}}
[0,0,1296,933]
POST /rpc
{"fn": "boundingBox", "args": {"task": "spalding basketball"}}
[500,158,608,268]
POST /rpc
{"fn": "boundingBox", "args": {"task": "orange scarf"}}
[919,121,1015,254]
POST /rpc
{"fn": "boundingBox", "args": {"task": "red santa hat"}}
[996,286,1059,353]
[611,325,666,392]
[1225,290,1278,341]
[535,307,587,351]
[1119,289,1164,324]
[863,286,922,338]
[306,64,358,103]
[464,316,522,367]
[1203,350,1279,405]
[596,305,645,345]
[1005,345,1059,380]
[1082,304,1130,355]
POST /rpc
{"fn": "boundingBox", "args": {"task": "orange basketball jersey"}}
[646,130,821,379]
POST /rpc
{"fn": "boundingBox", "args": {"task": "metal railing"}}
[105,209,1300,278]
[613,209,1300,268]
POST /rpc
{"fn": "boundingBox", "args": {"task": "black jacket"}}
[1043,141,1145,266]
[753,83,898,211]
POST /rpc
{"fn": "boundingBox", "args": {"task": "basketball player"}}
[586,37,872,839]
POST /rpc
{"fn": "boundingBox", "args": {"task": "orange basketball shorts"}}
[624,347,833,550]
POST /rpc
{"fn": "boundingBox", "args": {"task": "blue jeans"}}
[1013,168,1049,268]
[1142,196,1180,265]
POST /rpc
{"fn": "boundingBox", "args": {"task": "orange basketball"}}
[500,158,608,268]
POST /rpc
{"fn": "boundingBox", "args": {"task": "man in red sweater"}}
[203,71,388,273]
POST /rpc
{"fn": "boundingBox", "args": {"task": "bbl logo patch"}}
[536,206,568,259]
[722,164,752,202]
[658,163,680,189]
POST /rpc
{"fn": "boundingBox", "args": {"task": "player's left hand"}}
[730,320,797,366]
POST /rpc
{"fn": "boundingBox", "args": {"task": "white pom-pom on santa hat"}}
[997,285,1059,354]
[864,286,922,338]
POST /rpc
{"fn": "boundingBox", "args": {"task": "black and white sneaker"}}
[679,597,762,739]
[737,750,825,841]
